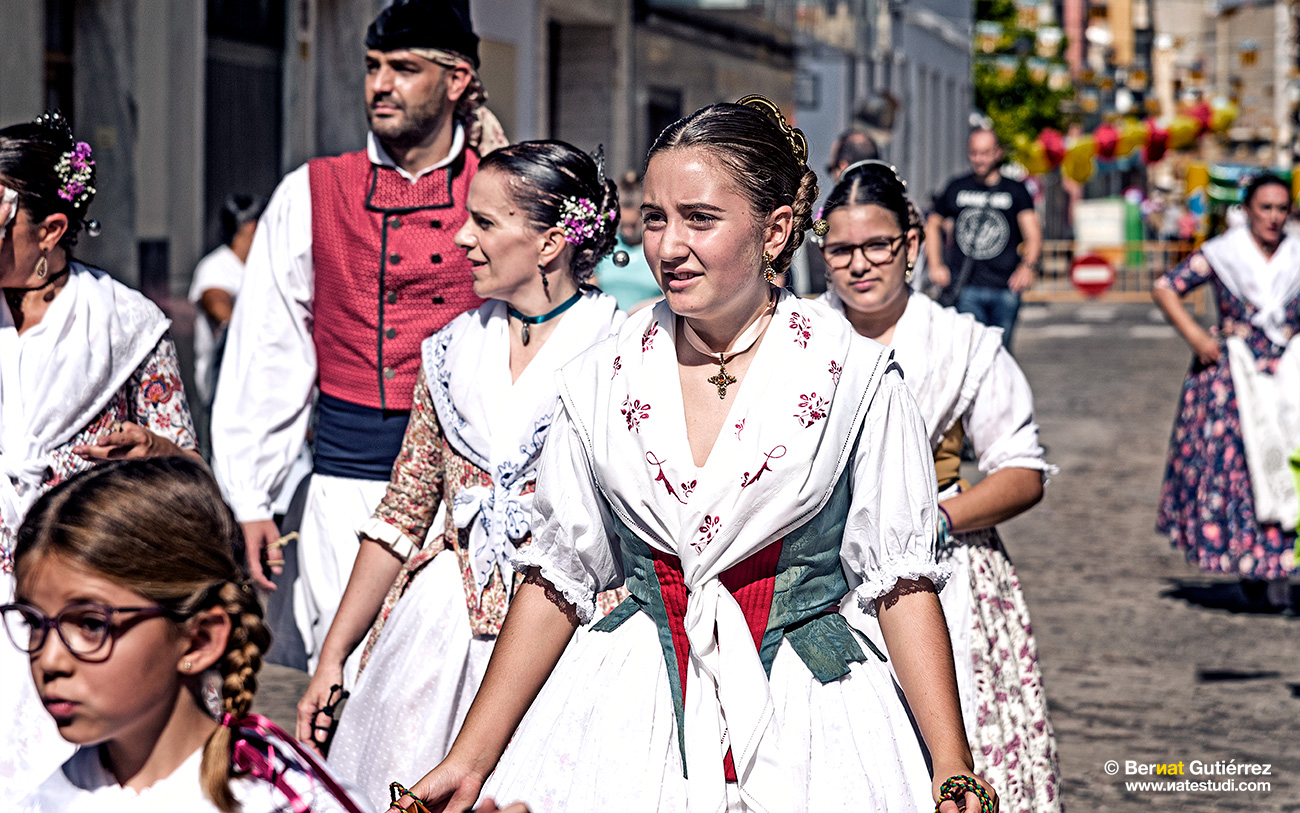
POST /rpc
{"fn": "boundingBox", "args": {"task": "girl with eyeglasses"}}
[4,457,364,812]
[817,161,1063,812]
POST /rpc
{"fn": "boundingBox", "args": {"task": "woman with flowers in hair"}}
[398,99,995,813]
[295,140,626,811]
[0,113,200,804]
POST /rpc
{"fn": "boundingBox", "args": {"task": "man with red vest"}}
[212,0,506,677]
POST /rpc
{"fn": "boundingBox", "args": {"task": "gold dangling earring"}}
[905,262,915,285]
[762,251,776,283]
[35,254,48,279]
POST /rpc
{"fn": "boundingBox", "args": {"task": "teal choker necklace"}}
[508,290,582,345]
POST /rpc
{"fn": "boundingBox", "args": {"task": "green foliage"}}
[972,0,1074,150]
[973,60,1074,149]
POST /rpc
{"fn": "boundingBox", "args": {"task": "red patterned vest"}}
[308,149,483,410]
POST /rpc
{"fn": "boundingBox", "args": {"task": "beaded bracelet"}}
[937,504,954,537]
[934,775,996,813]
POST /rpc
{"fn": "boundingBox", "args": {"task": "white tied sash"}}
[558,292,892,812]
[0,264,168,535]
[425,292,622,594]
[1200,225,1300,349]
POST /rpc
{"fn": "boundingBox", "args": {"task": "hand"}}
[242,519,284,591]
[391,757,486,813]
[933,768,999,813]
[1194,334,1221,366]
[296,660,346,756]
[929,264,952,288]
[1008,263,1036,293]
[72,421,179,461]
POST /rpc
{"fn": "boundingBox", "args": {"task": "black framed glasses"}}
[0,601,177,663]
[822,233,907,270]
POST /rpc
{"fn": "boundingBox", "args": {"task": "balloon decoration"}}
[1013,97,1239,179]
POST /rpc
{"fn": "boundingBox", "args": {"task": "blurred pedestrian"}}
[211,0,504,679]
[593,171,660,311]
[1153,174,1300,610]
[926,129,1042,351]
[189,194,265,408]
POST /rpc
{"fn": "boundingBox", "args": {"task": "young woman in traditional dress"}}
[1153,173,1300,609]
[11,458,362,812]
[393,99,996,813]
[0,114,199,804]
[816,161,1062,812]
[294,140,626,811]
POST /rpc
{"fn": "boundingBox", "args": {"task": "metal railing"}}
[1027,239,1209,313]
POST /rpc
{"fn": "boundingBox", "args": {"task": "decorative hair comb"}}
[736,94,808,167]
[840,159,906,188]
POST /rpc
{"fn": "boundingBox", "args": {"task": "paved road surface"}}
[254,300,1300,812]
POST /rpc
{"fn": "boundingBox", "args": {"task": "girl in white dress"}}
[294,141,625,811]
[816,161,1062,813]
[7,458,364,813]
[395,99,997,813]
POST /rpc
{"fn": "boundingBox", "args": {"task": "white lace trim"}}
[854,550,954,618]
[356,518,419,562]
[511,546,597,625]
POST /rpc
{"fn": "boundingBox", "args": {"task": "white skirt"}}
[482,610,935,812]
[327,550,494,812]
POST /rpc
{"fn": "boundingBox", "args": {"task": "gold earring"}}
[182,660,192,673]
[35,254,47,279]
[812,219,829,237]
[905,262,915,284]
[763,251,776,283]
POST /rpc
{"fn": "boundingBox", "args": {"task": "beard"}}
[367,73,453,151]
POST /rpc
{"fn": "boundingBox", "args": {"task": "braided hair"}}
[14,457,269,813]
[0,111,99,247]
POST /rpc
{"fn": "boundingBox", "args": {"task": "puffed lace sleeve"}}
[512,400,624,624]
[840,364,948,615]
[964,346,1056,479]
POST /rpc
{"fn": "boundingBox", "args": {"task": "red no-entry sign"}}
[1070,254,1116,297]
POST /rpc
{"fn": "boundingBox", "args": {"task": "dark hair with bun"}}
[820,161,911,236]
[478,140,619,281]
[218,193,266,246]
[1243,173,1291,208]
[0,112,97,248]
[646,102,818,274]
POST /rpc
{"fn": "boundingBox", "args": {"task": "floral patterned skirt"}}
[1157,355,1296,580]
[943,532,1063,813]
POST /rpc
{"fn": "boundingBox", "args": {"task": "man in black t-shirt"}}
[925,129,1042,350]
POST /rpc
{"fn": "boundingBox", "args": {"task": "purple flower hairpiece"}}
[55,142,96,209]
[556,195,614,245]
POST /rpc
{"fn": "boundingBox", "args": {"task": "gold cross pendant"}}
[708,360,737,399]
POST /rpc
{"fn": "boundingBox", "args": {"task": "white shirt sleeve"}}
[840,365,948,615]
[512,401,624,624]
[965,347,1054,477]
[188,246,244,302]
[210,165,315,522]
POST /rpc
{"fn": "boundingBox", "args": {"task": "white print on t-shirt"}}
[955,207,1010,261]
[954,189,1015,210]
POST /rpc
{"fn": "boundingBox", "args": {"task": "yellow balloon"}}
[1185,162,1210,193]
[1115,118,1147,157]
[1209,100,1238,133]
[1062,151,1095,183]
[1020,141,1052,175]
[1064,135,1097,165]
[1167,114,1201,149]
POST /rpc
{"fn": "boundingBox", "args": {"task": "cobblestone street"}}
[254,299,1300,812]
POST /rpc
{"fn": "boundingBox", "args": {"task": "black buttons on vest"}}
[386,291,398,304]
[389,253,401,264]
[432,296,445,305]
[385,327,397,339]
[430,218,442,229]
[430,253,442,264]
[389,215,402,229]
